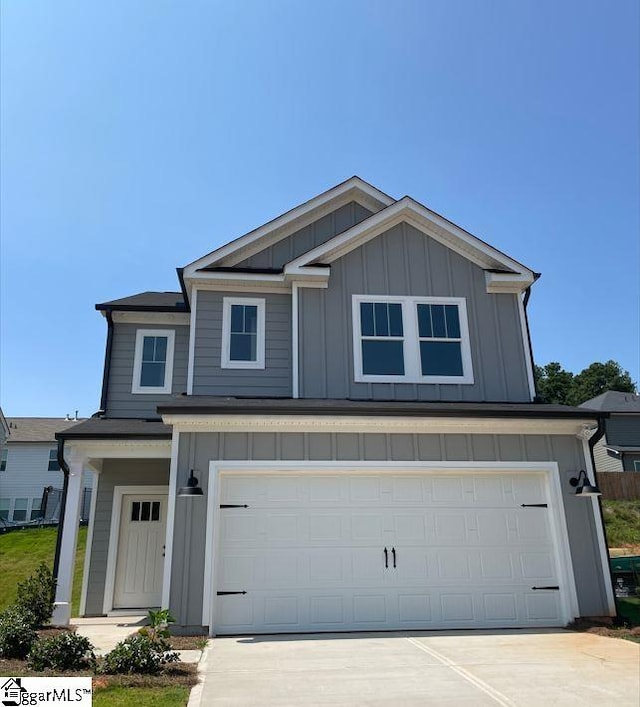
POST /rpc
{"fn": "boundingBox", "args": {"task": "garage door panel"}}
[214,471,565,634]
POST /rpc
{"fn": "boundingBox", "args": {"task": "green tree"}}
[567,360,636,406]
[534,362,574,405]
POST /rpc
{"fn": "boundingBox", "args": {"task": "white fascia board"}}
[65,440,171,459]
[161,413,593,436]
[285,198,535,287]
[181,178,394,277]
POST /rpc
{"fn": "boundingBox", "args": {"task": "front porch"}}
[53,422,173,625]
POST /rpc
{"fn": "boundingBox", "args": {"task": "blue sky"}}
[1,0,638,417]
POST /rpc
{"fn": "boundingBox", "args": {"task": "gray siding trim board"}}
[169,431,607,630]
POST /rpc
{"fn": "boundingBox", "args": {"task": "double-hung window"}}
[131,329,175,394]
[353,295,473,384]
[221,298,266,369]
[48,448,60,471]
[0,448,7,472]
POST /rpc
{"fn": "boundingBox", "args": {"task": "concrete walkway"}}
[73,616,202,663]
[195,629,640,706]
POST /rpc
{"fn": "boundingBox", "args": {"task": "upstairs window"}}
[0,449,6,472]
[222,298,265,369]
[132,329,175,394]
[48,449,60,471]
[352,295,473,384]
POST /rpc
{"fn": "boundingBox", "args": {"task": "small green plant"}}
[0,606,37,659]
[15,563,55,627]
[100,634,179,675]
[138,608,176,644]
[28,632,95,672]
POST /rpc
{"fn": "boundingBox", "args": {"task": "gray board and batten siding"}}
[105,323,189,418]
[83,459,170,616]
[298,221,531,402]
[167,430,607,631]
[234,201,373,270]
[192,291,292,397]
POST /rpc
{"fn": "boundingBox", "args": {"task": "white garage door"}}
[213,471,565,635]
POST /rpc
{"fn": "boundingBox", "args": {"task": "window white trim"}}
[352,295,474,384]
[221,297,266,370]
[187,288,198,395]
[131,329,175,394]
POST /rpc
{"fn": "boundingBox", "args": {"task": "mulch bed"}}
[568,618,640,644]
[168,635,208,650]
[0,658,198,687]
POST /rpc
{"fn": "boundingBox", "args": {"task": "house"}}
[581,391,640,472]
[0,416,91,524]
[54,177,614,634]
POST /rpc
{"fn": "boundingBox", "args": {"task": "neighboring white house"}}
[0,415,90,523]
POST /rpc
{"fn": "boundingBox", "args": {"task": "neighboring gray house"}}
[581,392,640,472]
[53,177,614,633]
[0,416,90,523]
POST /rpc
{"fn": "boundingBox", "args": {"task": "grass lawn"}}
[93,686,191,706]
[0,525,86,616]
[602,500,640,550]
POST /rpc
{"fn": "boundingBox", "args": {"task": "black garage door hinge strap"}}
[219,504,249,508]
[217,591,247,596]
[531,586,559,591]
[520,503,548,508]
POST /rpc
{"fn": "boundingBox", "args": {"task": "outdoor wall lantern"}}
[178,469,204,497]
[569,470,602,497]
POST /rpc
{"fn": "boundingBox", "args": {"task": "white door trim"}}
[103,485,169,615]
[203,460,579,635]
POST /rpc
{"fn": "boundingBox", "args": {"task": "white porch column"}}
[52,451,86,625]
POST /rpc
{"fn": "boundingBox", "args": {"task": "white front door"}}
[213,471,565,634]
[114,494,167,609]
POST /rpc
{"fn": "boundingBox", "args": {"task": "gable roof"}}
[581,391,640,412]
[6,417,85,443]
[284,196,536,292]
[181,177,394,282]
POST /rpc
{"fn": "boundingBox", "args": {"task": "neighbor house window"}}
[352,295,473,384]
[634,460,640,472]
[131,329,175,394]
[12,498,28,522]
[48,448,60,471]
[30,498,42,520]
[0,499,9,520]
[221,298,265,369]
[0,449,6,472]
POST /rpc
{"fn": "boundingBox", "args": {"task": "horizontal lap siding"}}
[84,459,170,616]
[299,222,531,402]
[235,202,373,269]
[106,324,189,418]
[169,431,606,629]
[193,291,291,396]
[593,437,623,473]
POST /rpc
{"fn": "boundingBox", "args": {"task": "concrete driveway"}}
[193,630,639,706]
